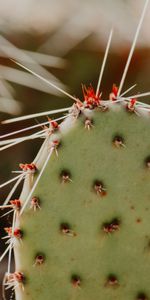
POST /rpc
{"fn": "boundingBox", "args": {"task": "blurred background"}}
[0,0,150,298]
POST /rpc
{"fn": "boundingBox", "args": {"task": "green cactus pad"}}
[15,107,150,300]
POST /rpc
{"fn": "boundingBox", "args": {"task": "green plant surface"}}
[16,107,150,300]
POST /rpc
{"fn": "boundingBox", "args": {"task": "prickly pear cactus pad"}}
[12,107,150,300]
[1,1,150,299]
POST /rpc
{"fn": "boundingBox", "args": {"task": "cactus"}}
[1,1,150,299]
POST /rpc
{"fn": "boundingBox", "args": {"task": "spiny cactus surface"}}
[12,106,150,300]
[1,1,150,300]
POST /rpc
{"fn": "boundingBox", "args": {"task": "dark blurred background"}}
[0,0,150,298]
